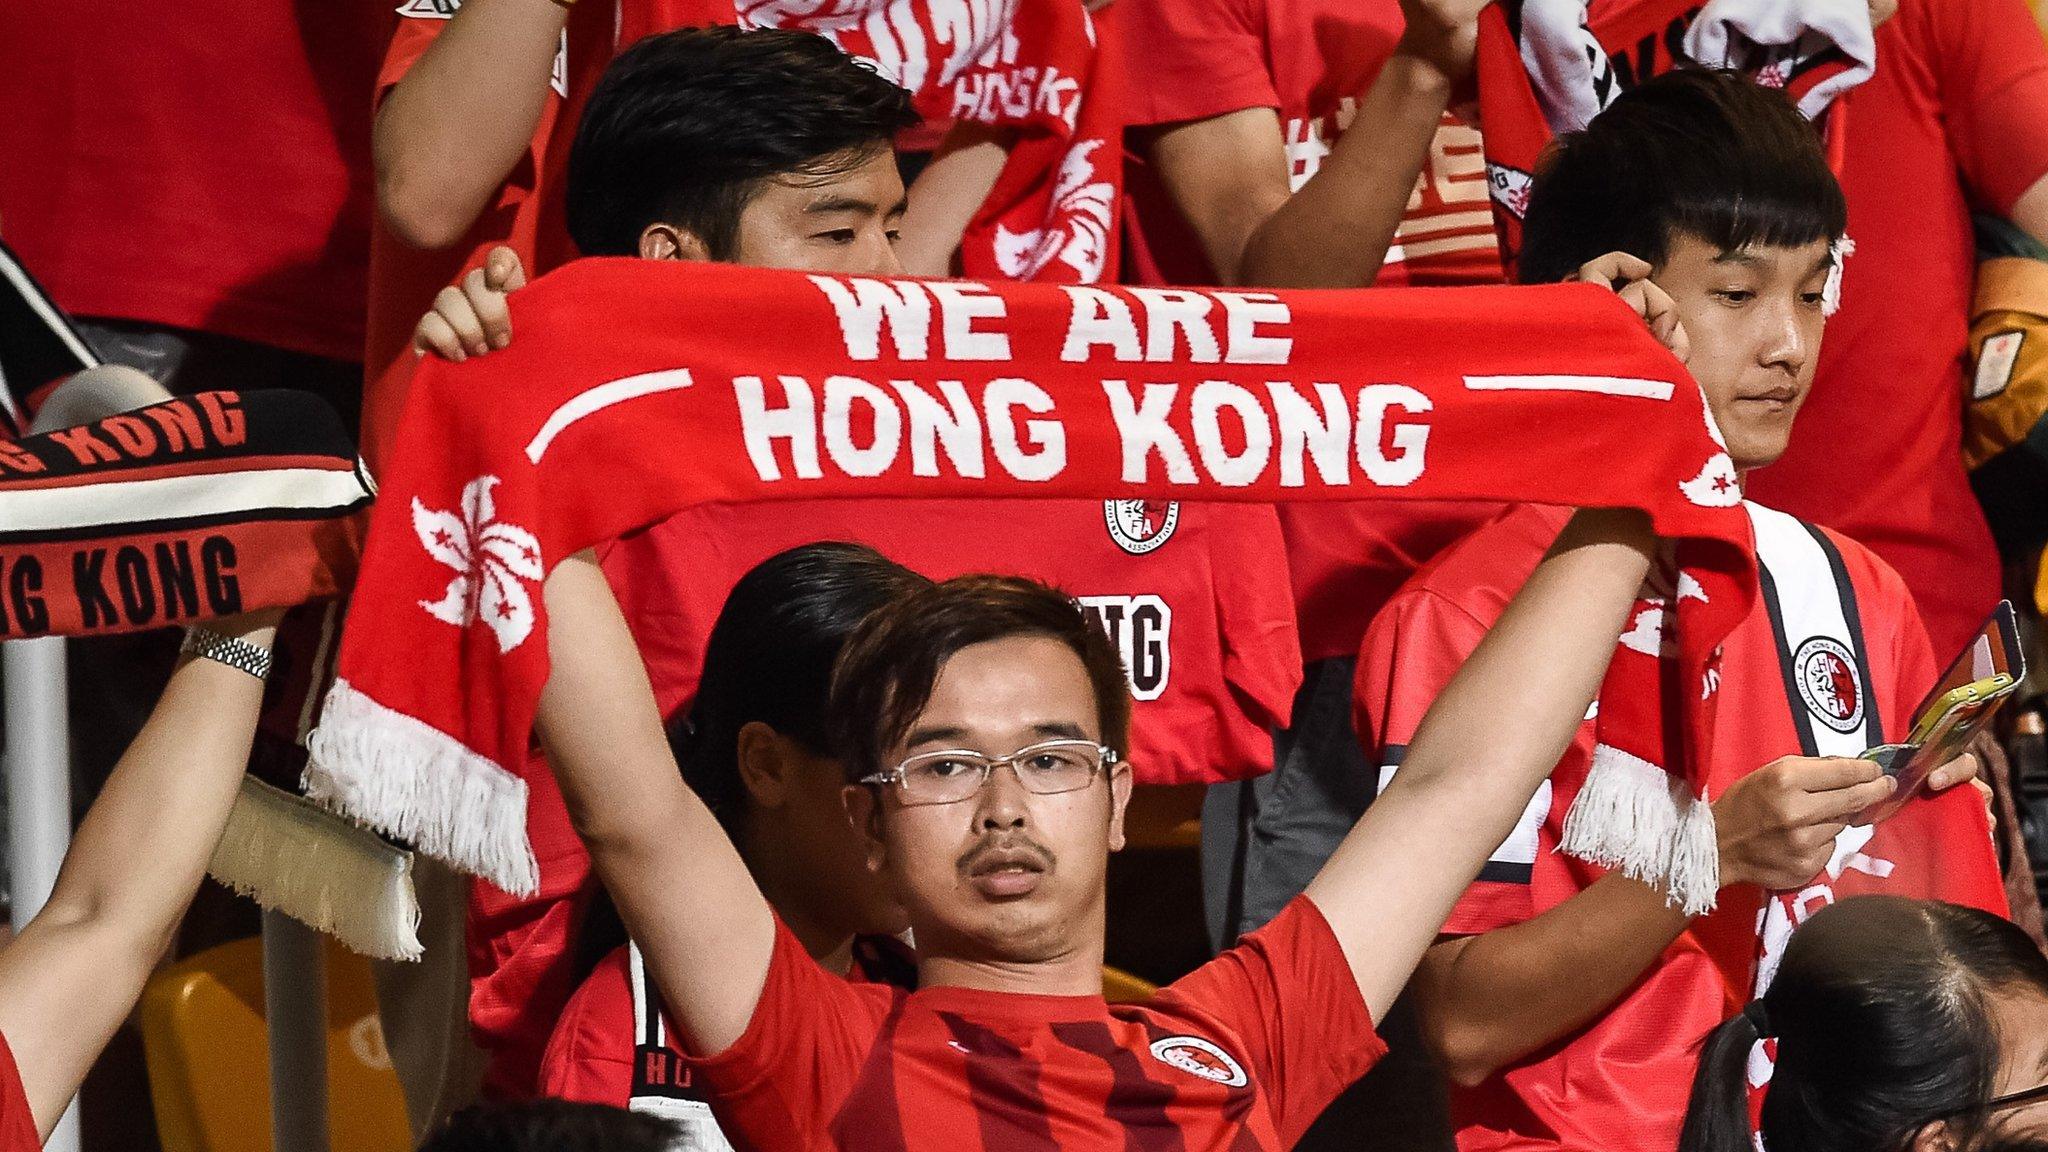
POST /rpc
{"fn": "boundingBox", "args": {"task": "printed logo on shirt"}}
[1077,594,1171,701]
[1103,499,1177,554]
[1148,1036,1248,1088]
[550,30,568,99]
[1792,635,1864,734]
[394,0,460,18]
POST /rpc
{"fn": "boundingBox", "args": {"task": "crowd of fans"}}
[3,0,2048,1150]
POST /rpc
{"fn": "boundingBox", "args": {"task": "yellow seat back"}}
[140,935,411,1152]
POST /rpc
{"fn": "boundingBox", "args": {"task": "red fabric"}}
[1114,0,1508,658]
[364,0,1119,466]
[540,938,914,1106]
[0,391,370,639]
[1745,0,2048,655]
[683,896,1382,1150]
[603,499,1298,785]
[362,0,622,463]
[0,1034,37,1152]
[1353,502,2003,1152]
[304,259,1755,899]
[484,494,1300,1095]
[0,1,386,363]
[1116,0,1503,290]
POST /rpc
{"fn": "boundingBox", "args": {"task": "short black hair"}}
[421,1101,678,1152]
[1517,69,1847,284]
[827,575,1134,787]
[673,541,932,836]
[566,24,920,259]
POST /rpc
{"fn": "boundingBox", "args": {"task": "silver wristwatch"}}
[181,625,275,680]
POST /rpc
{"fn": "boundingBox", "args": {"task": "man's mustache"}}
[956,835,1056,877]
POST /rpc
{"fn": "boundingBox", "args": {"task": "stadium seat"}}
[140,934,410,1152]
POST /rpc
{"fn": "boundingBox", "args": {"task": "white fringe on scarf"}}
[304,677,539,898]
[209,777,424,961]
[1562,742,1721,916]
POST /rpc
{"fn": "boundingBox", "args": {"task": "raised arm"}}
[374,0,569,250]
[536,550,774,1055]
[895,122,1015,278]
[1143,0,1483,287]
[0,610,280,1138]
[1303,509,1653,1022]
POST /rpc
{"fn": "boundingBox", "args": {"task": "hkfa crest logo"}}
[1148,1036,1247,1088]
[1104,500,1178,555]
[1793,636,1864,734]
[414,476,545,653]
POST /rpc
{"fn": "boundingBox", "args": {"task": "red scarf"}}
[306,258,1755,897]
[632,0,1122,284]
[0,390,370,638]
[1476,0,1865,272]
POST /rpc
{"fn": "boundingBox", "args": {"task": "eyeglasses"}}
[860,739,1119,807]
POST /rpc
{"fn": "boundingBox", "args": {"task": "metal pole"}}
[263,909,330,1152]
[3,636,81,1152]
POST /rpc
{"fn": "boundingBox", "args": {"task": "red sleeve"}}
[539,950,638,1107]
[679,916,886,1148]
[1916,0,2048,211]
[1354,585,1542,936]
[1114,0,1281,128]
[1161,897,1385,1146]
[0,1034,37,1152]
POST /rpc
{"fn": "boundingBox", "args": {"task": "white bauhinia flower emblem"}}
[413,476,545,653]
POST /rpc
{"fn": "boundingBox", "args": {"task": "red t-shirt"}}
[1117,0,1503,291]
[0,1034,38,1152]
[1353,503,1948,1152]
[685,896,1383,1151]
[363,0,627,462]
[1744,0,2048,655]
[1114,0,1507,661]
[540,937,916,1110]
[0,2,388,363]
[469,498,1302,1098]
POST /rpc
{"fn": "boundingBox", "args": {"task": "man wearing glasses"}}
[535,503,1660,1149]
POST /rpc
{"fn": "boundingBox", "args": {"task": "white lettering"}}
[734,375,822,481]
[808,277,931,361]
[984,377,1064,481]
[1103,381,1196,484]
[889,379,984,478]
[1059,286,1141,362]
[1215,292,1293,364]
[1190,381,1271,487]
[1356,384,1432,486]
[925,281,1011,361]
[1126,288,1220,363]
[821,375,900,477]
[1268,382,1351,487]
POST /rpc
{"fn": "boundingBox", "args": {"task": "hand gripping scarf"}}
[306,258,1755,906]
[1476,0,1870,274]
[627,0,1122,284]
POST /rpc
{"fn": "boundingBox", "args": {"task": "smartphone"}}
[1855,673,2017,825]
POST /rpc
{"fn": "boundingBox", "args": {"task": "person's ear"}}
[1106,761,1133,853]
[638,223,711,262]
[842,784,887,872]
[736,721,796,810]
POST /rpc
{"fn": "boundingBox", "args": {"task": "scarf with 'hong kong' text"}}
[0,390,372,638]
[306,258,1755,904]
